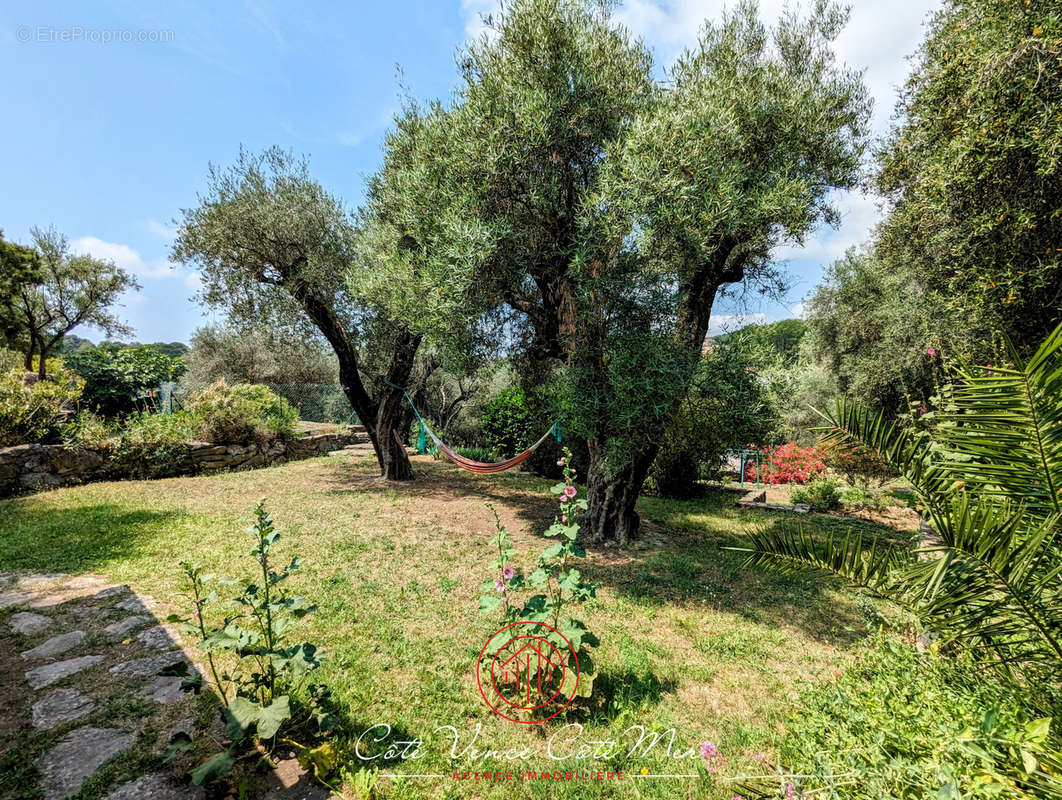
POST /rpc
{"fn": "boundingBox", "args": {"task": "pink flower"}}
[733,796,747,800]
[700,741,718,759]
[502,565,515,580]
[563,485,577,499]
[557,459,564,466]
[494,578,505,592]
[925,347,936,357]
[561,515,568,524]
[785,784,797,799]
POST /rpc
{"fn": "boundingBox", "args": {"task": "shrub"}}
[651,342,780,498]
[774,636,1062,799]
[789,477,841,511]
[186,381,298,444]
[0,368,83,446]
[745,442,827,484]
[66,344,185,416]
[822,440,897,488]
[481,386,536,458]
[62,410,116,450]
[112,411,199,478]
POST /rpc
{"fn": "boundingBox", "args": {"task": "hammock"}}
[387,380,561,474]
[422,419,561,474]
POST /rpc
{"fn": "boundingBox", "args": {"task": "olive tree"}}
[172,148,421,480]
[439,0,869,542]
[15,227,138,379]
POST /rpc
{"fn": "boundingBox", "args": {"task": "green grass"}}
[0,453,913,799]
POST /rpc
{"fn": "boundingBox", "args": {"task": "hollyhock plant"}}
[477,447,600,702]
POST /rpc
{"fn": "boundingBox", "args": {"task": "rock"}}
[15,573,67,590]
[10,611,53,635]
[39,726,134,800]
[93,585,129,599]
[104,772,203,800]
[0,592,35,608]
[109,650,187,678]
[139,676,187,704]
[73,605,103,621]
[263,758,331,800]
[137,625,180,651]
[169,716,195,740]
[32,688,96,730]
[115,595,154,613]
[26,655,103,689]
[104,615,152,638]
[21,630,86,661]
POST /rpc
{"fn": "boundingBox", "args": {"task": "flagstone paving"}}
[0,571,328,800]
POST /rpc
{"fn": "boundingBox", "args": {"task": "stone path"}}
[0,572,203,799]
[0,571,328,800]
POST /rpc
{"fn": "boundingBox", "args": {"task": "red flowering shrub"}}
[743,442,827,484]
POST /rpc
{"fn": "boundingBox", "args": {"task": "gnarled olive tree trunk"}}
[583,441,659,546]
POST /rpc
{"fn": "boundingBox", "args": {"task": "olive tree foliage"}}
[804,247,940,417]
[876,0,1062,356]
[182,325,338,390]
[0,232,41,357]
[435,0,869,543]
[172,148,420,480]
[15,227,139,379]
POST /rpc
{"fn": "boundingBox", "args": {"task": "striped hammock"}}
[421,420,560,474]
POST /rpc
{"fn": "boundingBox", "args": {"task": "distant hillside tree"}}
[13,227,139,379]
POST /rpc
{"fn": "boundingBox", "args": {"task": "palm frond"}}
[936,323,1062,521]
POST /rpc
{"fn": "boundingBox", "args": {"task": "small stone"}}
[92,584,129,599]
[10,611,53,635]
[72,605,103,621]
[137,625,180,651]
[27,594,75,610]
[0,592,35,608]
[109,650,187,678]
[39,726,134,800]
[16,573,67,590]
[104,773,203,800]
[169,716,195,739]
[32,688,96,730]
[104,615,152,638]
[115,595,154,613]
[21,631,86,661]
[26,655,103,689]
[140,676,187,704]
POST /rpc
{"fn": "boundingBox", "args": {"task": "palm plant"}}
[738,323,1062,691]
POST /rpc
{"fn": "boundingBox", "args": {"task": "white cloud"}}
[461,0,499,39]
[773,190,883,265]
[69,236,200,288]
[147,219,176,239]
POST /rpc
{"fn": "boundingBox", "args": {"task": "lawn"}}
[0,451,915,799]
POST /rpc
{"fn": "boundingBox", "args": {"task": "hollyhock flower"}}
[700,741,718,759]
[502,565,515,580]
[561,515,568,524]
[557,459,564,466]
[494,578,505,592]
[925,347,936,356]
[564,485,577,499]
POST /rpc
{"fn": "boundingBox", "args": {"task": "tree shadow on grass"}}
[0,503,182,573]
[321,461,905,647]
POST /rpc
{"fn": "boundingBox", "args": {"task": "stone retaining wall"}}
[0,430,366,498]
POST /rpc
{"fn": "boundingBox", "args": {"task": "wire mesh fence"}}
[267,384,358,424]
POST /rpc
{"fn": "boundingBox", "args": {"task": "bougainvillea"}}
[744,443,827,485]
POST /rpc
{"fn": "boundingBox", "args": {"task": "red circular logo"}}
[476,621,579,724]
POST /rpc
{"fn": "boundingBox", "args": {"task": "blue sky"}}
[0,0,938,344]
